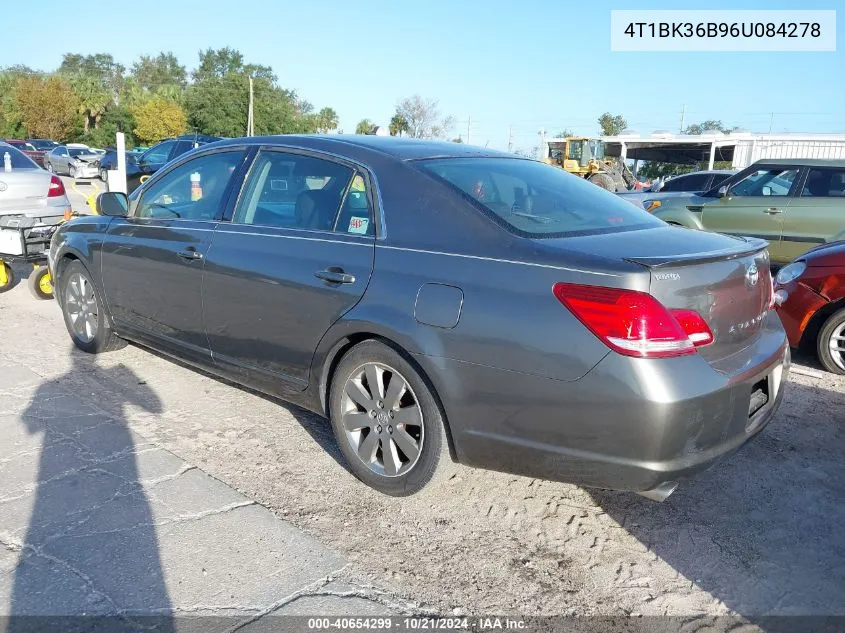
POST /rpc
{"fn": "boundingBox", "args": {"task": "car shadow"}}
[135,343,353,475]
[7,351,174,631]
[587,380,845,628]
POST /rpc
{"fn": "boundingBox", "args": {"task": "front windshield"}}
[68,148,90,157]
[418,157,663,237]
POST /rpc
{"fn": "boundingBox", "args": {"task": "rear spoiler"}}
[624,236,769,268]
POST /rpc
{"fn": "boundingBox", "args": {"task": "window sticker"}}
[348,216,369,234]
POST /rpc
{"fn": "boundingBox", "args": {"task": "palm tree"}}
[355,119,377,135]
[71,75,110,133]
[389,113,409,137]
[316,107,339,133]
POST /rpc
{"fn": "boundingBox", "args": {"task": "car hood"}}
[801,240,845,266]
[71,154,100,162]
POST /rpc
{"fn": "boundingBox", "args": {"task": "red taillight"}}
[552,283,713,358]
[48,175,65,198]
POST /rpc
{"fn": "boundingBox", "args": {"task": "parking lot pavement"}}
[0,279,843,625]
[0,287,416,624]
[62,176,100,215]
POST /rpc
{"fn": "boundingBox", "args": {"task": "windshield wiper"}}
[510,211,558,224]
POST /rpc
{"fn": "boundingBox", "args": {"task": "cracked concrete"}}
[0,286,406,626]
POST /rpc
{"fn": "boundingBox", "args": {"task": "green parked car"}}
[653,158,845,265]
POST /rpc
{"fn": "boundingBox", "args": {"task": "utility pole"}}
[538,128,547,161]
[466,115,471,145]
[247,76,254,137]
[768,112,774,135]
[679,104,686,133]
[507,125,514,153]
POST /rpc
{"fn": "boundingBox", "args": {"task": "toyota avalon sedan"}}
[48,136,789,500]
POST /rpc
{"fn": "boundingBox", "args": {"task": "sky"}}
[3,0,843,152]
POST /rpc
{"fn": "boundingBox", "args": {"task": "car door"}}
[699,165,801,262]
[100,147,248,364]
[52,147,69,173]
[202,148,376,394]
[780,166,845,262]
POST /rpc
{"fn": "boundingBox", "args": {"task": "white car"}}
[0,143,72,217]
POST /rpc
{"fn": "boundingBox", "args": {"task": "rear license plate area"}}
[748,378,770,418]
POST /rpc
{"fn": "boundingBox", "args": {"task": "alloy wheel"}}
[829,322,845,371]
[64,272,99,343]
[340,362,424,477]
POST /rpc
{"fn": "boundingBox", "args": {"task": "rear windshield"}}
[418,157,662,237]
[0,145,39,169]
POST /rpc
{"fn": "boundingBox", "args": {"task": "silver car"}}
[0,143,72,218]
[618,170,737,211]
[44,145,101,179]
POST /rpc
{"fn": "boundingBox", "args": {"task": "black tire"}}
[817,307,845,375]
[28,266,54,300]
[57,260,126,354]
[0,262,15,293]
[590,173,616,192]
[329,339,454,496]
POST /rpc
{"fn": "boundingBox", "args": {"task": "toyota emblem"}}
[745,262,759,287]
[0,181,6,192]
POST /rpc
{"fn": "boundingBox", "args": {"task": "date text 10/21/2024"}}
[306,617,526,630]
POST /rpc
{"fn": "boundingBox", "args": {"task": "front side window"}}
[54,147,68,157]
[135,150,244,220]
[419,157,663,237]
[801,168,845,198]
[233,151,373,234]
[730,168,798,197]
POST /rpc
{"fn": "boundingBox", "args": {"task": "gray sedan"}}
[44,145,101,178]
[48,136,789,501]
[0,142,71,218]
[618,169,737,211]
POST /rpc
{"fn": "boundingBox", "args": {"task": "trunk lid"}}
[531,225,773,362]
[0,169,50,213]
[625,235,772,363]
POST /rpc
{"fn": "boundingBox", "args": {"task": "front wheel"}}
[329,340,453,496]
[46,162,54,173]
[99,169,107,182]
[69,165,77,179]
[817,308,845,375]
[0,262,15,293]
[589,173,616,192]
[28,266,54,300]
[58,260,125,354]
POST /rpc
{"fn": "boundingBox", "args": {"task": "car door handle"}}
[315,268,355,284]
[177,248,203,261]
[764,207,783,214]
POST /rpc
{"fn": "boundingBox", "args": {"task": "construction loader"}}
[544,137,638,192]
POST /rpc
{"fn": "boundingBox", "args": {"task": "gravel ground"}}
[2,278,843,622]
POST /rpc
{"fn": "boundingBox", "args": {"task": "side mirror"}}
[96,191,129,217]
[717,185,729,198]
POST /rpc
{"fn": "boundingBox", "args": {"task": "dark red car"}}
[774,241,845,374]
[2,139,46,167]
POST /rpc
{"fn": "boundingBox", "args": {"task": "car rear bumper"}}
[775,280,830,348]
[421,312,789,496]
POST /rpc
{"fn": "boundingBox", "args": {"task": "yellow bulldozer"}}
[544,137,637,192]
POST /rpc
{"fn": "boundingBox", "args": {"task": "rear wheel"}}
[329,340,453,496]
[28,266,54,300]
[58,260,125,354]
[817,308,845,375]
[0,262,15,293]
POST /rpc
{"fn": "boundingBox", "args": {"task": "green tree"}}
[314,107,339,133]
[355,119,377,135]
[598,112,627,136]
[131,52,187,91]
[59,53,124,98]
[80,105,137,148]
[0,70,27,138]
[192,47,275,82]
[131,98,186,144]
[555,129,575,138]
[70,75,110,133]
[389,113,409,137]
[683,120,736,135]
[14,75,80,140]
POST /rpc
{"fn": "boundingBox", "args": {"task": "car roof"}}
[753,158,845,167]
[211,134,523,162]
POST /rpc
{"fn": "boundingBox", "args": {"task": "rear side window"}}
[801,168,845,198]
[0,145,38,169]
[418,157,662,237]
[662,173,709,192]
[233,151,374,235]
